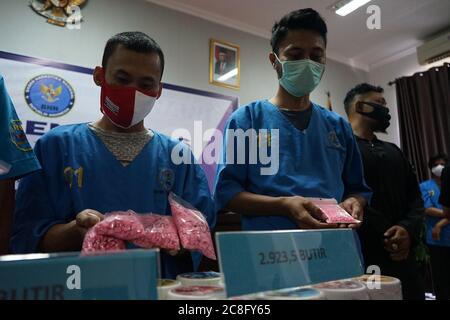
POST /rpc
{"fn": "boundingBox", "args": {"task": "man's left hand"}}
[384,225,411,261]
[339,197,364,229]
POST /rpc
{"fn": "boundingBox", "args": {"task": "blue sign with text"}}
[0,249,159,300]
[216,229,364,297]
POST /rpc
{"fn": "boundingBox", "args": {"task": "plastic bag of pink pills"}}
[82,227,126,255]
[168,192,216,260]
[95,210,145,240]
[132,214,180,250]
[309,198,360,224]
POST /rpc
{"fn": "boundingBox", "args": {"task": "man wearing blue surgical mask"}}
[214,9,371,232]
[420,154,450,300]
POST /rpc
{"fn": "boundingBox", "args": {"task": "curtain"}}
[396,63,450,181]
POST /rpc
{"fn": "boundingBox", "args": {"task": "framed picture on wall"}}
[209,39,240,90]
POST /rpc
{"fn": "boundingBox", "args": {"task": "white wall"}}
[316,60,368,117]
[369,52,450,146]
[0,0,368,116]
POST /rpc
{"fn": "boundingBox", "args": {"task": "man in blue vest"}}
[214,9,371,231]
[10,32,214,279]
[0,75,41,254]
[424,158,450,299]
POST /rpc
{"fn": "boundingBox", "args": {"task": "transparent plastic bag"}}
[82,227,126,255]
[132,214,180,250]
[308,198,360,224]
[168,192,216,260]
[95,210,145,240]
[84,210,181,252]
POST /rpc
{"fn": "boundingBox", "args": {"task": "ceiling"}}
[146,0,450,71]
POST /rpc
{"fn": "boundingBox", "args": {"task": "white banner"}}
[0,51,238,189]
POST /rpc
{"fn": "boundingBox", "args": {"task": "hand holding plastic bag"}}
[308,198,360,224]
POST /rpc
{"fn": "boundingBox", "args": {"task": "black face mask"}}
[356,101,391,133]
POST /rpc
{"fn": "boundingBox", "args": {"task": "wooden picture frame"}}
[209,39,240,90]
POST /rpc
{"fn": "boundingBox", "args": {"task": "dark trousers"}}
[429,245,450,300]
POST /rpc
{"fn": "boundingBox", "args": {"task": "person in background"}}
[214,9,371,232]
[420,154,450,299]
[345,83,425,300]
[10,32,214,279]
[434,163,450,226]
[439,164,450,215]
[0,75,41,255]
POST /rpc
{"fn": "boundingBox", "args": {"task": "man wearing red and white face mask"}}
[11,32,214,279]
[93,40,163,131]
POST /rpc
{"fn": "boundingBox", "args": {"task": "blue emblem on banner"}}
[25,74,75,117]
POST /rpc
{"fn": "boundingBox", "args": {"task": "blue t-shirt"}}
[0,75,40,180]
[420,179,450,246]
[214,100,372,231]
[10,123,215,279]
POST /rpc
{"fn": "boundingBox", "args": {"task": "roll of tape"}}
[167,285,226,300]
[157,279,181,300]
[176,272,223,287]
[228,294,262,300]
[259,287,326,300]
[313,280,369,300]
[355,275,402,300]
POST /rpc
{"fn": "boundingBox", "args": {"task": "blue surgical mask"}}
[274,53,325,98]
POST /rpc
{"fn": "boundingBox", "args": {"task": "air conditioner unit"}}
[417,30,450,66]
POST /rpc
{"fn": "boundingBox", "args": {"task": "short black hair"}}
[271,8,327,55]
[344,83,384,115]
[101,31,165,79]
[428,154,448,170]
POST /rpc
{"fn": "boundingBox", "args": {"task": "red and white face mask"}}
[98,68,160,129]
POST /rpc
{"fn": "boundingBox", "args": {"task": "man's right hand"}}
[282,196,337,229]
[39,209,105,252]
[75,209,104,237]
[432,225,442,241]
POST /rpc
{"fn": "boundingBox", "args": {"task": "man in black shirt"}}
[440,165,450,212]
[344,83,425,300]
[434,165,450,239]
